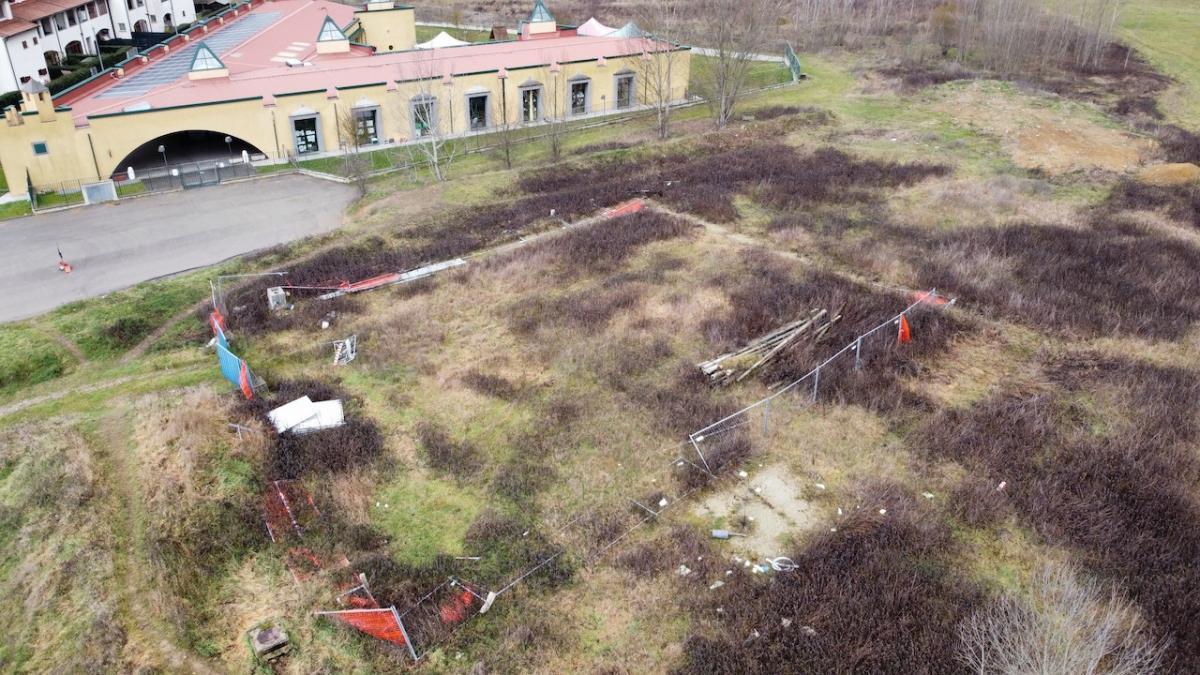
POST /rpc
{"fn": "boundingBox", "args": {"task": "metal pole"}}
[762,399,770,440]
[811,366,820,402]
[854,336,862,370]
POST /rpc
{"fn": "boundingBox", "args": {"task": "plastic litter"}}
[677,565,692,577]
[709,580,724,590]
[711,529,746,540]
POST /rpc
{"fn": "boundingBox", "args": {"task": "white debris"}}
[321,320,330,330]
[737,470,748,478]
[726,570,733,576]
[815,483,826,490]
[754,487,762,494]
[830,527,838,532]
[658,497,669,508]
[781,618,792,628]
[837,507,843,515]
[268,396,346,434]
[802,626,817,636]
[922,492,934,499]
[709,580,725,590]
[997,481,1007,491]
[879,508,887,515]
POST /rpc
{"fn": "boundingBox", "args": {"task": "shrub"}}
[1106,179,1199,225]
[416,421,483,479]
[915,355,1200,666]
[911,218,1200,339]
[101,315,154,349]
[461,370,522,400]
[509,284,643,334]
[676,486,980,674]
[703,254,965,412]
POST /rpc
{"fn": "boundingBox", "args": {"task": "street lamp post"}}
[158,144,167,172]
[225,136,233,161]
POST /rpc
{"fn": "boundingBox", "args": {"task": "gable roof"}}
[316,15,347,41]
[527,0,554,23]
[577,17,615,37]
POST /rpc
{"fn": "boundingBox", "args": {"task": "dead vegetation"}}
[915,352,1200,667]
[678,485,981,674]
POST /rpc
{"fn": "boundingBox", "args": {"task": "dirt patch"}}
[935,82,1152,174]
[694,464,819,558]
[1136,163,1200,186]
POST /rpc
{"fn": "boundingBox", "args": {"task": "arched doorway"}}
[96,29,111,43]
[162,13,172,30]
[112,130,266,179]
[132,19,148,32]
[43,49,61,66]
[64,40,83,56]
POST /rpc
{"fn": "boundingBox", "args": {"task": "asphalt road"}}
[0,174,356,323]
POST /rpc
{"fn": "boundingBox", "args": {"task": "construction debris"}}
[267,286,291,311]
[268,396,346,434]
[247,624,290,661]
[317,258,466,300]
[332,335,358,365]
[698,308,842,385]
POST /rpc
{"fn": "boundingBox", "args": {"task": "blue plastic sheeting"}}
[215,323,229,350]
[217,342,243,385]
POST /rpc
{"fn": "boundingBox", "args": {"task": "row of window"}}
[295,74,637,155]
[36,0,110,37]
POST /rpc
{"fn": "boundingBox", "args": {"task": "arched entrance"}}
[162,13,172,30]
[43,49,61,66]
[133,19,148,32]
[64,40,83,56]
[111,130,266,183]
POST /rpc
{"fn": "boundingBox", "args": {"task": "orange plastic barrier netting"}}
[318,607,417,660]
[603,198,645,219]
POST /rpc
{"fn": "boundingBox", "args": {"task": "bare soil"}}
[695,464,820,559]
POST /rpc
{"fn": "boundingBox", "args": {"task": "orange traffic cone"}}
[58,260,72,274]
[897,314,912,344]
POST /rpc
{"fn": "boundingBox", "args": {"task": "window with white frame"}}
[615,72,634,109]
[353,107,380,145]
[520,84,541,123]
[467,92,488,131]
[291,115,321,154]
[569,77,590,116]
[411,95,436,137]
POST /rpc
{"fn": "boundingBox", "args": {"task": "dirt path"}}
[97,405,225,675]
[34,324,87,364]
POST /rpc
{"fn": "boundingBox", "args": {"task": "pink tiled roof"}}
[59,0,673,121]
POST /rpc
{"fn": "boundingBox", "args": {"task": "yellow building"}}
[0,0,690,196]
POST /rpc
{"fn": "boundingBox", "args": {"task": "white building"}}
[0,0,197,93]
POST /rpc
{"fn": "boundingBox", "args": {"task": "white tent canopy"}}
[415,31,471,49]
[577,17,616,36]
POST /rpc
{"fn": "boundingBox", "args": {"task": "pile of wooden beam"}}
[698,308,842,385]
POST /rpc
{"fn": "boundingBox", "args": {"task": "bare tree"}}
[399,54,457,181]
[542,64,567,162]
[634,0,685,139]
[491,79,519,170]
[334,103,373,197]
[688,0,786,128]
[957,562,1168,675]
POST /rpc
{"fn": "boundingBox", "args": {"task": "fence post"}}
[762,399,770,442]
[854,336,862,371]
[811,367,820,402]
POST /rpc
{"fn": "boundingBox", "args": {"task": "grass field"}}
[1119,0,1200,126]
[2,23,1200,674]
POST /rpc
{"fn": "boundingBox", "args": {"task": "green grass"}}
[373,475,482,567]
[0,326,74,396]
[0,199,30,220]
[116,181,147,197]
[42,273,212,360]
[1120,0,1200,126]
[32,189,84,209]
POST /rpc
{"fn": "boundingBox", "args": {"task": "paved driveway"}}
[0,174,356,323]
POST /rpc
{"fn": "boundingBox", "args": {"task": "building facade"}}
[0,0,690,196]
[0,0,198,93]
